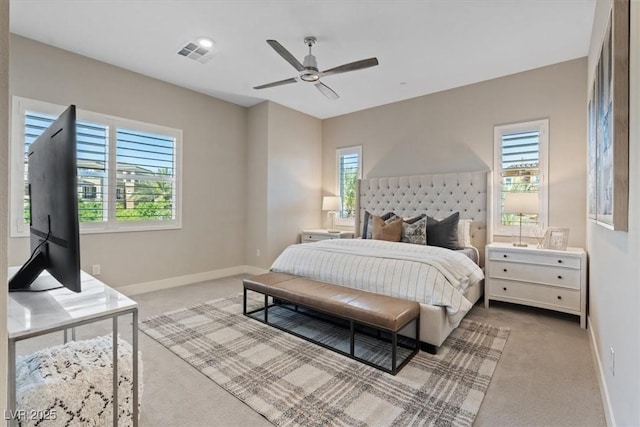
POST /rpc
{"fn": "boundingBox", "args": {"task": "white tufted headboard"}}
[355,171,490,265]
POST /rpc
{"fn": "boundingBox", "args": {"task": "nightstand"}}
[484,242,587,328]
[301,229,354,243]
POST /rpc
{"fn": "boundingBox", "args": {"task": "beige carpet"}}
[140,294,509,427]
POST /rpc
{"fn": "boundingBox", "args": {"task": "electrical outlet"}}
[92,264,101,276]
[610,347,615,376]
[256,249,261,257]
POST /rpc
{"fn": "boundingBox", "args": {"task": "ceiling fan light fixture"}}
[301,53,319,82]
[300,71,320,82]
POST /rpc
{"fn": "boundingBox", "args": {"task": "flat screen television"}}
[9,105,81,293]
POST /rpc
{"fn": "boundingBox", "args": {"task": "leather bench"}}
[243,272,420,375]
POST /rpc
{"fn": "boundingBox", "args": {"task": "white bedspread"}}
[270,239,484,326]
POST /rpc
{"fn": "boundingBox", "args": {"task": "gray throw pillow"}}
[426,212,462,250]
[401,216,427,245]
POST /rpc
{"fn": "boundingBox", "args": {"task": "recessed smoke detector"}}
[178,39,215,64]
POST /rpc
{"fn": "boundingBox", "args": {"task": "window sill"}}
[334,221,355,228]
[11,222,182,238]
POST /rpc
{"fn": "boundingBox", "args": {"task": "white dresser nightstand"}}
[301,229,354,243]
[484,242,587,328]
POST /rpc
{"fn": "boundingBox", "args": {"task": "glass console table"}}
[7,269,139,426]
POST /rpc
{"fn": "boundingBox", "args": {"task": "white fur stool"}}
[15,334,142,426]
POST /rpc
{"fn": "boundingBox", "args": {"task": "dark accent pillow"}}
[362,211,395,239]
[402,213,426,224]
[426,212,462,250]
[372,215,403,242]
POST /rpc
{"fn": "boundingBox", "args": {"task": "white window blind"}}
[335,146,362,225]
[23,111,108,224]
[11,97,182,236]
[116,128,176,222]
[493,119,548,235]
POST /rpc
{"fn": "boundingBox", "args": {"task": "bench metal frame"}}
[243,287,420,375]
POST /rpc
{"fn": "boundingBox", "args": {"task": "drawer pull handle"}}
[503,254,508,258]
[503,268,508,272]
[557,275,562,279]
[557,295,562,300]
[557,259,563,264]
[503,287,507,291]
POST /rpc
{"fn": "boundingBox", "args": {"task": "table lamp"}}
[503,192,539,247]
[322,196,341,233]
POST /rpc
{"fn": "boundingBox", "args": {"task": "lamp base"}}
[512,216,529,247]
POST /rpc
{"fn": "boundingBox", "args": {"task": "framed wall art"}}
[587,0,629,231]
[542,228,570,251]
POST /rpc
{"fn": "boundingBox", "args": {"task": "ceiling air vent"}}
[177,42,214,64]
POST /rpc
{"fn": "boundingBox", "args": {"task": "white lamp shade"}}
[322,196,340,211]
[503,192,539,215]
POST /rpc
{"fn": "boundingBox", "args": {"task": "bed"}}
[272,171,489,352]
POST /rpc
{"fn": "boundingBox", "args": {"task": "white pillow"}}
[458,219,472,248]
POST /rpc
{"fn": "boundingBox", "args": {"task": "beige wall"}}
[245,102,269,268]
[1,0,9,416]
[246,101,322,268]
[322,58,587,248]
[586,1,640,425]
[265,102,322,263]
[9,35,248,288]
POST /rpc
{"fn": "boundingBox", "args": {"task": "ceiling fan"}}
[253,36,379,100]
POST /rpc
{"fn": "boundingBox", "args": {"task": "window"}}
[115,128,176,222]
[81,185,98,200]
[11,97,182,236]
[335,146,362,225]
[493,119,549,236]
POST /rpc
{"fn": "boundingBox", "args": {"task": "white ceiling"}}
[10,1,596,119]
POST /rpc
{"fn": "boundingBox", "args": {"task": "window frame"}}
[10,96,183,237]
[493,119,549,236]
[335,145,362,227]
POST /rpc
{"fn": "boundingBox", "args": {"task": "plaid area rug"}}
[140,294,509,427]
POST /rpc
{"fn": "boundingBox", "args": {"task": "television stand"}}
[10,273,63,292]
[7,269,139,427]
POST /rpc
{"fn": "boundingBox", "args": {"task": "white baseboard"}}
[119,265,267,296]
[244,265,269,275]
[588,316,616,427]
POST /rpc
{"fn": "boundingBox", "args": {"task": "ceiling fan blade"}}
[253,77,298,90]
[266,40,304,72]
[315,82,339,100]
[321,57,379,77]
